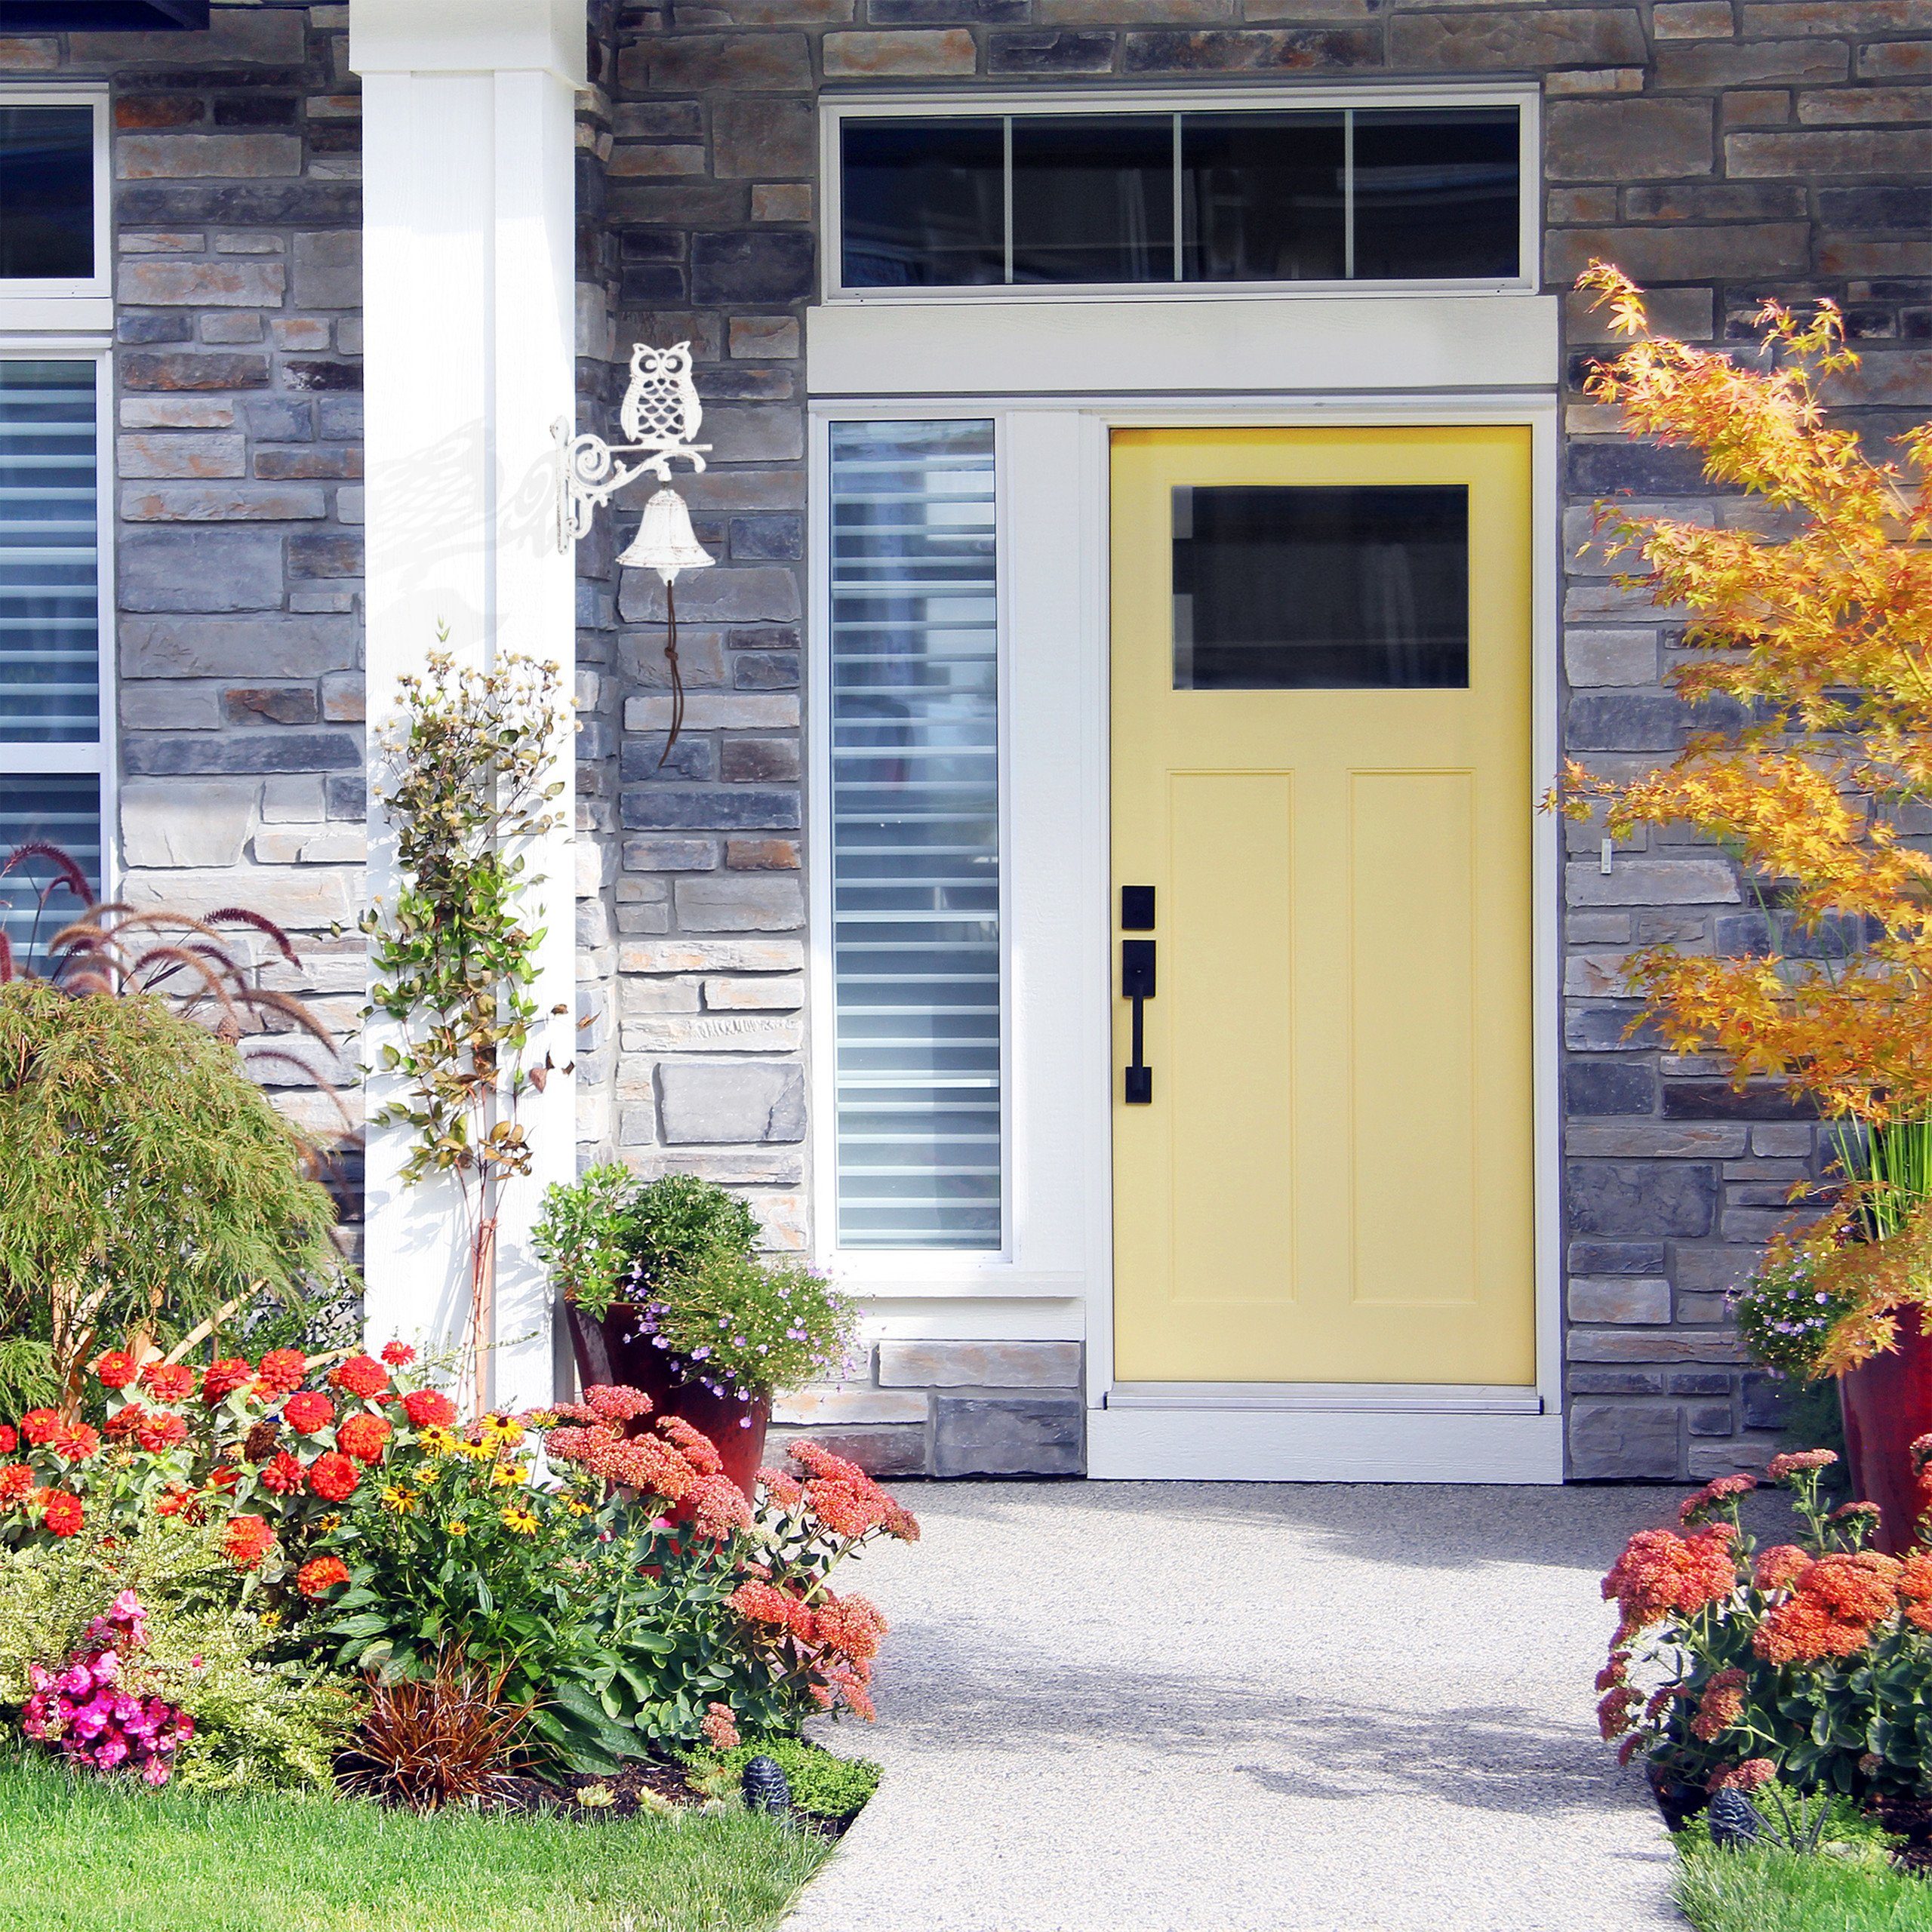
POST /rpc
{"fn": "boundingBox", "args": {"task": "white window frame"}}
[810,410,1017,1274]
[819,84,1540,307]
[0,86,116,920]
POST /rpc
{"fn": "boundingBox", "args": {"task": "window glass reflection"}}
[841,118,1005,289]
[1352,109,1519,281]
[1180,112,1345,283]
[1011,116,1173,284]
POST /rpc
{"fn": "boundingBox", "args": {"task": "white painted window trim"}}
[810,387,1563,1481]
[818,83,1540,307]
[0,88,112,318]
[0,345,116,905]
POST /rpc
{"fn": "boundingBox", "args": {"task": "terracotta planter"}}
[564,1302,771,1500]
[1838,1306,1932,1555]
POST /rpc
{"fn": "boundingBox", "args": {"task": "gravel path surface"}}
[785,1481,1683,1932]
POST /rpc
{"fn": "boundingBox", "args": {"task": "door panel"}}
[1110,425,1534,1386]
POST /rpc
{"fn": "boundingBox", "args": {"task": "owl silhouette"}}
[622,340,703,451]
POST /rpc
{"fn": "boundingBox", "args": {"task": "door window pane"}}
[841,118,1005,289]
[1011,115,1172,285]
[829,420,1001,1248]
[1352,109,1519,280]
[0,771,98,969]
[1180,112,1345,283]
[1173,485,1469,690]
[0,107,92,281]
[0,361,97,741]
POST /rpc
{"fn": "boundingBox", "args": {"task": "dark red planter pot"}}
[565,1302,771,1500]
[1838,1306,1932,1555]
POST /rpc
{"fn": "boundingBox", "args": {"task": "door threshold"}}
[1104,1382,1544,1416]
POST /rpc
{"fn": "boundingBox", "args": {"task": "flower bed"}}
[0,1340,911,1847]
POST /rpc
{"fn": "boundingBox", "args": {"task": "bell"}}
[617,485,715,583]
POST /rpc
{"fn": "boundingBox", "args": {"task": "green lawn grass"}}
[1676,1844,1932,1931]
[0,1755,832,1932]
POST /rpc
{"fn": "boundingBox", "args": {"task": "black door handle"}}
[1122,938,1155,1104]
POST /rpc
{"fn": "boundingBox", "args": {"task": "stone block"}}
[1567,1161,1718,1238]
[1752,1124,1814,1158]
[1658,38,1852,87]
[620,566,800,626]
[1122,27,1377,69]
[1741,1371,1790,1431]
[875,0,1026,16]
[118,531,285,613]
[627,34,814,91]
[1547,223,1811,285]
[620,978,703,1017]
[726,837,801,870]
[224,685,319,727]
[1567,1277,1672,1324]
[125,731,360,777]
[1567,1124,1749,1159]
[1567,1403,1680,1479]
[122,683,220,730]
[118,134,303,180]
[118,183,361,231]
[720,737,801,783]
[117,432,248,480]
[1652,0,1733,34]
[1564,1005,1663,1054]
[122,614,357,678]
[1689,1440,1779,1479]
[731,317,801,359]
[122,484,328,522]
[1662,1081,1812,1121]
[773,1386,929,1425]
[122,351,271,392]
[1728,128,1932,177]
[118,779,257,869]
[292,229,361,309]
[1862,42,1932,77]
[734,652,799,691]
[656,1061,807,1144]
[622,627,726,690]
[1564,1060,1656,1116]
[117,865,356,931]
[260,777,325,823]
[713,96,816,180]
[823,29,978,75]
[1568,1331,1747,1364]
[1565,287,1714,345]
[622,835,717,872]
[933,1395,1083,1477]
[621,940,804,974]
[1570,1241,1667,1275]
[730,516,804,563]
[704,976,805,1011]
[1564,629,1657,688]
[752,185,813,223]
[1685,1404,1734,1438]
[674,875,804,931]
[1569,1371,1667,1395]
[282,362,362,395]
[1622,183,1808,222]
[764,1423,927,1479]
[621,786,801,832]
[989,29,1118,69]
[623,1013,804,1053]
[1388,8,1647,69]
[878,1340,1084,1389]
[289,534,363,578]
[1566,859,1738,907]
[117,259,287,307]
[1546,98,1715,182]
[73,10,306,63]
[620,736,718,783]
[122,397,237,430]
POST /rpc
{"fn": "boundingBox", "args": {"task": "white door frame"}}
[807,303,1565,1481]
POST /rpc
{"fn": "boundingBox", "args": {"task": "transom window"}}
[832,96,1527,297]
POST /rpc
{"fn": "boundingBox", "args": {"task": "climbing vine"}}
[361,641,568,1409]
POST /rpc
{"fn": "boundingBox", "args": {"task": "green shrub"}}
[0,1516,353,1790]
[685,1738,881,1820]
[0,983,343,1386]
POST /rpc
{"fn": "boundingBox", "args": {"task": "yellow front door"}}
[1110,425,1536,1386]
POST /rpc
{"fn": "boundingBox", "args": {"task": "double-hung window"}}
[828,92,1532,298]
[0,93,110,969]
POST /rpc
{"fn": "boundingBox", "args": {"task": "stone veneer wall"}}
[594,0,1932,1478]
[2,2,365,1244]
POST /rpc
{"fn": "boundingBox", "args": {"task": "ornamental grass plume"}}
[1555,265,1932,1372]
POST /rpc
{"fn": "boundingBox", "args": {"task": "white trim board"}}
[1088,1409,1565,1484]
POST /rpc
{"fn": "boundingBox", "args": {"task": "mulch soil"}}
[1871,1795,1932,1875]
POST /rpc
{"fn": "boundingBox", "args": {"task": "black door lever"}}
[1122,938,1155,1104]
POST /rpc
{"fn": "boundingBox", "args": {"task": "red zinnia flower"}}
[19,1409,60,1446]
[135,1413,189,1455]
[202,1358,254,1404]
[379,1341,416,1367]
[253,1349,306,1396]
[0,1426,14,1456]
[140,1364,195,1404]
[37,1490,83,1537]
[94,1351,139,1391]
[0,1464,33,1503]
[402,1389,456,1430]
[337,1413,392,1466]
[295,1555,349,1598]
[105,1404,146,1440]
[259,1451,306,1496]
[281,1392,335,1435]
[329,1355,390,1400]
[307,1452,358,1503]
[222,1515,275,1568]
[51,1422,100,1464]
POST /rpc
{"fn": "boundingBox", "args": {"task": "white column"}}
[352,0,583,1409]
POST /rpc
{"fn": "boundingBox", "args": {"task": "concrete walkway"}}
[785,1482,1684,1932]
